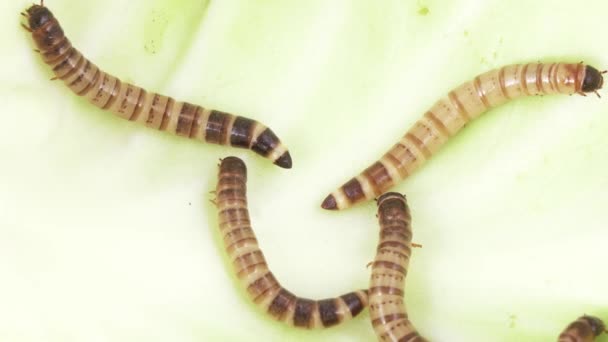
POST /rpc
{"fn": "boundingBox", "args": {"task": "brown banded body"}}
[22,4,292,169]
[369,192,427,342]
[215,156,368,328]
[558,315,606,342]
[321,62,605,210]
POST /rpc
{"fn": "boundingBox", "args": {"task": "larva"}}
[558,315,606,342]
[369,192,427,342]
[22,4,292,168]
[322,62,604,209]
[215,156,368,328]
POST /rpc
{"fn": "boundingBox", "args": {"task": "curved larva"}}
[215,156,368,328]
[558,315,606,342]
[369,192,427,342]
[22,4,292,169]
[322,62,605,209]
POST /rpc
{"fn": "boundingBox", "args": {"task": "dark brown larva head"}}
[581,315,606,337]
[582,65,604,92]
[26,5,54,30]
[376,192,411,228]
[219,156,247,178]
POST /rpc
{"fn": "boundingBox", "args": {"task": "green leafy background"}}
[2,1,607,341]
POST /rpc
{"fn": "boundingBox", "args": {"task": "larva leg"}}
[558,315,606,342]
[215,157,368,329]
[24,4,292,169]
[322,62,605,210]
[20,23,32,32]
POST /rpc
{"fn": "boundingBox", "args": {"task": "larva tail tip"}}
[321,194,338,210]
[273,151,292,169]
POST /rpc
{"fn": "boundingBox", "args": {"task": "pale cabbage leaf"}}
[1,0,607,341]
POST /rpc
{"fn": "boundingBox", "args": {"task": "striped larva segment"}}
[23,4,292,169]
[322,62,605,209]
[558,315,606,342]
[369,192,427,342]
[216,156,368,328]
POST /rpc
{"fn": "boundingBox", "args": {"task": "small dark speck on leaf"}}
[418,6,429,16]
[145,40,157,54]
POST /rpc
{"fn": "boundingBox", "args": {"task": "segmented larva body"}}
[369,192,427,342]
[215,156,368,328]
[23,4,292,168]
[558,315,606,342]
[322,62,604,209]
